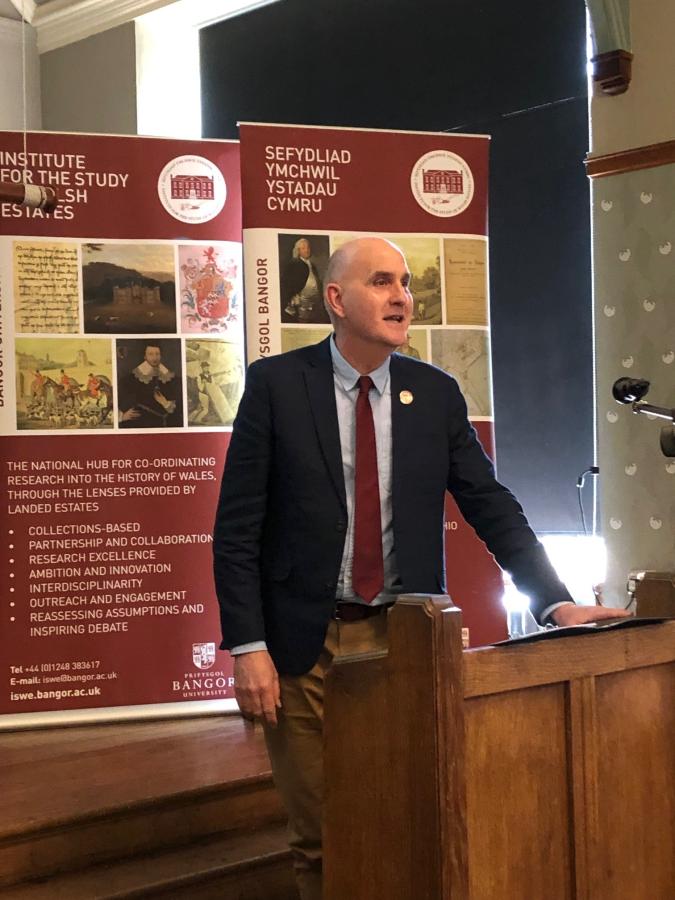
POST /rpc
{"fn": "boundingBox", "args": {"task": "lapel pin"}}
[399,390,413,405]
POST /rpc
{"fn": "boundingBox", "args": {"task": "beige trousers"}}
[263,614,389,900]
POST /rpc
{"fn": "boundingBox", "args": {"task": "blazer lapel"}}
[303,338,347,511]
[390,354,421,510]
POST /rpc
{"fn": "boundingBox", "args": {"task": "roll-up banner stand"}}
[239,123,507,646]
[0,132,242,729]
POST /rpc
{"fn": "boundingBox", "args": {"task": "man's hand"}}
[153,388,174,411]
[233,650,281,727]
[551,603,632,627]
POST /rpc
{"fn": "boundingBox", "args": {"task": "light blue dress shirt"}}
[329,336,401,605]
[231,337,400,656]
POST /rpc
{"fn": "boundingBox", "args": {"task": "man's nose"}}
[390,283,410,304]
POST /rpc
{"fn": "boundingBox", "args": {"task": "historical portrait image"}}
[278,234,331,324]
[331,233,442,324]
[281,326,332,354]
[82,243,176,334]
[430,329,493,417]
[185,339,244,427]
[15,338,114,430]
[179,243,242,336]
[116,338,183,428]
[395,328,428,362]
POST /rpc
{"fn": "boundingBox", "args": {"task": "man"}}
[213,237,628,900]
[396,332,422,360]
[31,369,46,397]
[59,368,79,399]
[119,343,181,428]
[415,295,426,321]
[280,237,328,323]
[86,373,101,400]
[193,360,235,425]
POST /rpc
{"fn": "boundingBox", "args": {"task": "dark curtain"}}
[200,0,591,532]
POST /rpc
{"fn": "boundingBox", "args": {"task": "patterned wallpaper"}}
[593,162,675,606]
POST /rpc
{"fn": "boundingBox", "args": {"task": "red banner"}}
[0,132,242,727]
[240,123,506,645]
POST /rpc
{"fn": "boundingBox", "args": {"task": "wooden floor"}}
[0,716,297,898]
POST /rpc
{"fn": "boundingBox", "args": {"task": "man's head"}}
[324,237,413,356]
[143,344,162,368]
[293,238,312,260]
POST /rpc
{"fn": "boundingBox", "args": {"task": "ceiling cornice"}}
[31,0,282,55]
[9,0,36,23]
[34,0,178,54]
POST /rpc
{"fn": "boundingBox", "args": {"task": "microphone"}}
[612,377,650,404]
[612,377,675,457]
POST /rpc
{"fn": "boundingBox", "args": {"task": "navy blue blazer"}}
[213,337,570,675]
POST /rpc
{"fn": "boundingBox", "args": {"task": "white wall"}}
[0,17,41,130]
[590,0,675,606]
[40,23,137,135]
[135,8,200,138]
[590,0,675,155]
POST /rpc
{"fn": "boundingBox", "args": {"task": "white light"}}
[501,576,529,613]
[539,533,607,605]
[135,0,284,139]
[501,534,607,637]
[501,575,541,638]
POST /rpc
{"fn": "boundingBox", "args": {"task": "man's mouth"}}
[384,315,404,323]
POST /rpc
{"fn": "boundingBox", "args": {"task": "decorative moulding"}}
[31,0,280,54]
[590,49,633,96]
[8,0,37,23]
[33,0,177,54]
[586,140,675,179]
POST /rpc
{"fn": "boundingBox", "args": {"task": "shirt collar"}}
[329,334,390,395]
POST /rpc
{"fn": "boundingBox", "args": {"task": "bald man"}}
[213,238,628,900]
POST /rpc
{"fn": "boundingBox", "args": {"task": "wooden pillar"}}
[323,595,468,900]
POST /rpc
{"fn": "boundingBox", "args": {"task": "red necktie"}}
[352,376,384,603]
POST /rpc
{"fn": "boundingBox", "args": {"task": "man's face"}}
[297,240,311,259]
[144,346,162,368]
[330,240,413,350]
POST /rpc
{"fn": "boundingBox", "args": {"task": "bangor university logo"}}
[157,155,226,224]
[410,149,474,217]
[171,174,214,201]
[192,642,217,670]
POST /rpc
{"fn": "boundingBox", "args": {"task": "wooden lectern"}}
[323,597,674,900]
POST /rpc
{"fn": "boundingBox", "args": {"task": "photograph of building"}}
[82,242,176,334]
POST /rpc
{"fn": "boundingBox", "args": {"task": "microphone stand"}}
[630,401,675,457]
[630,401,675,423]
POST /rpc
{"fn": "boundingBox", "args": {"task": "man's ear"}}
[324,283,345,319]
